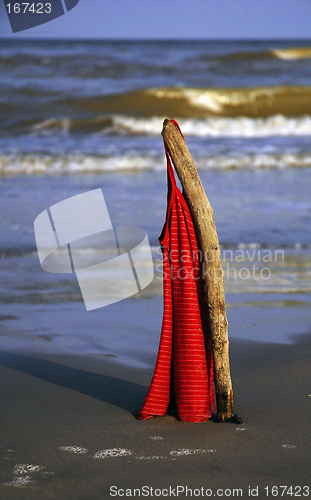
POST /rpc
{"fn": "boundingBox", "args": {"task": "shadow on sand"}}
[0,350,147,415]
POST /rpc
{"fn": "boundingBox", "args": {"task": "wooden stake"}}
[162,119,242,423]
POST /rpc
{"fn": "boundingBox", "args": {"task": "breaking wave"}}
[1,151,311,176]
[2,86,311,136]
[101,114,311,137]
[215,47,311,61]
[67,85,311,118]
[26,114,311,138]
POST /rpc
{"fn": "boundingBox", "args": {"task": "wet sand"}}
[0,334,310,500]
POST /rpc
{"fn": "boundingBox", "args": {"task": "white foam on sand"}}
[59,446,88,454]
[13,464,44,474]
[169,449,216,457]
[93,448,132,459]
[3,476,35,488]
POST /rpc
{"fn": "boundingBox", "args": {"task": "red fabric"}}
[138,121,214,422]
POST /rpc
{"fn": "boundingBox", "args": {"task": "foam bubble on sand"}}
[150,436,163,440]
[59,446,88,454]
[3,476,34,488]
[93,448,132,459]
[170,449,216,457]
[236,428,246,431]
[136,456,166,460]
[13,464,44,474]
[282,444,296,449]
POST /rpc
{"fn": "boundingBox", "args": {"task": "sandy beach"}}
[0,331,310,499]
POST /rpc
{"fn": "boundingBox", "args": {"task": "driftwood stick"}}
[162,119,242,423]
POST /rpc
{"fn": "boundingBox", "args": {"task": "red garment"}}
[138,121,214,422]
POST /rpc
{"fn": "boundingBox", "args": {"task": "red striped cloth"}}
[138,121,215,422]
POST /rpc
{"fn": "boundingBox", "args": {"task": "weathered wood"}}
[161,119,242,423]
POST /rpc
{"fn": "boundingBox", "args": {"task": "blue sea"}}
[0,39,311,366]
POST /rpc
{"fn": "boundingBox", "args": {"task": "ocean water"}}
[0,39,311,365]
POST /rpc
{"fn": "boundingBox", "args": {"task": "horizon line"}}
[1,36,311,42]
